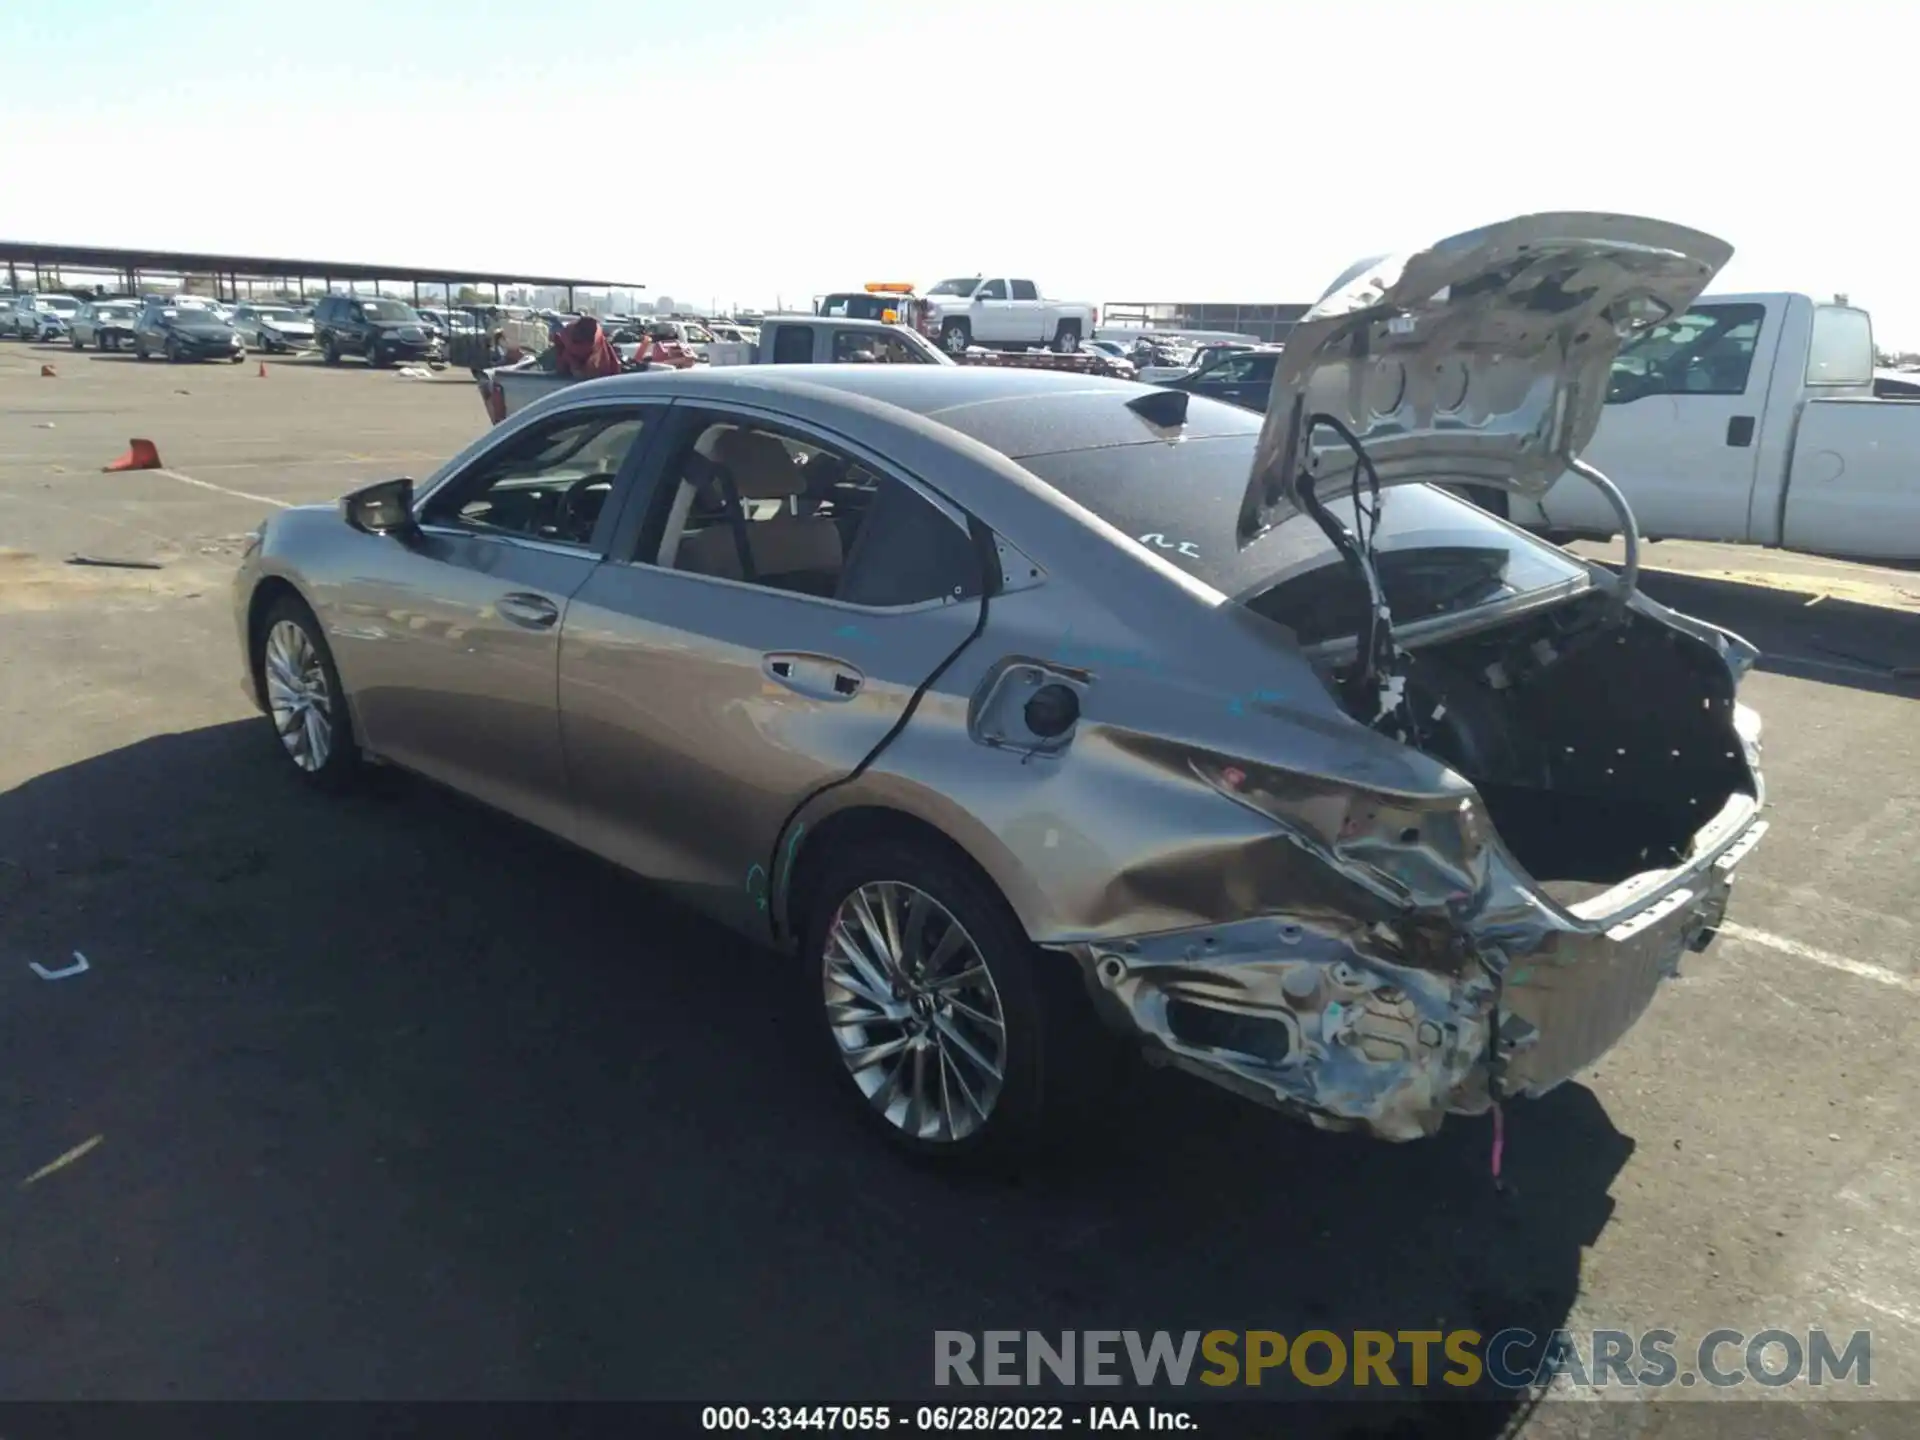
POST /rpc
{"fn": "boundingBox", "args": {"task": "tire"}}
[940,320,971,356]
[135,343,149,361]
[1052,321,1082,353]
[231,350,245,364]
[323,338,340,365]
[70,331,83,350]
[801,838,1098,1167]
[254,594,358,790]
[165,338,181,363]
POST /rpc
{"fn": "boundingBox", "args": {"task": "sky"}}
[5,0,1918,345]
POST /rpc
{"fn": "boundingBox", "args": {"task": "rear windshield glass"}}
[1017,435,1587,642]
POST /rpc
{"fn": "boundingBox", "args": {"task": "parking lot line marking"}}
[1720,921,1919,992]
[19,1134,103,1189]
[150,467,290,510]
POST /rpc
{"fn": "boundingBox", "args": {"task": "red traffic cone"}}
[257,361,268,377]
[102,439,163,473]
[40,363,55,377]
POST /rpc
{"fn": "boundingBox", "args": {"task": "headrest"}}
[712,428,804,499]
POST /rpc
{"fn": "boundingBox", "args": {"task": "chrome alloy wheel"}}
[823,881,1007,1143]
[263,619,333,772]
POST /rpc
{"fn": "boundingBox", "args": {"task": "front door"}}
[558,404,987,938]
[328,401,657,838]
[1539,301,1770,541]
[971,278,1014,344]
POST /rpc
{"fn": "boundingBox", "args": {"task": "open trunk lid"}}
[1237,212,1733,546]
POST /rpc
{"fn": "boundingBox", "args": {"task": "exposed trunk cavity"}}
[1342,593,1753,902]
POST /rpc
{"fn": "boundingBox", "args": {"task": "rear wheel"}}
[254,595,358,790]
[803,838,1098,1167]
[1052,320,1081,353]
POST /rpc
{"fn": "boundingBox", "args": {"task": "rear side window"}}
[1010,280,1038,300]
[651,417,980,607]
[1806,306,1873,387]
[1607,303,1766,402]
[770,325,813,363]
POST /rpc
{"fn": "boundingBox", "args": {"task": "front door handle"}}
[764,653,864,701]
[497,591,560,629]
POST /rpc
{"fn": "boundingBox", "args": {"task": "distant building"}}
[1101,300,1310,345]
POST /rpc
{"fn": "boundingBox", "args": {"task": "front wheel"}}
[940,320,971,356]
[165,338,181,363]
[803,840,1095,1166]
[255,595,358,789]
[323,339,340,365]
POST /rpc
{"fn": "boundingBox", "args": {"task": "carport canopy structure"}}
[0,240,643,312]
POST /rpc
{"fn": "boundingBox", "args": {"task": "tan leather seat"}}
[676,430,844,587]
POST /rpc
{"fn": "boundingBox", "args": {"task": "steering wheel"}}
[554,476,609,543]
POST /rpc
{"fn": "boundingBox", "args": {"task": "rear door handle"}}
[764,652,864,701]
[1726,415,1756,448]
[497,591,560,629]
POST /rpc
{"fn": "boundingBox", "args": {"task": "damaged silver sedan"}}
[233,212,1766,1162]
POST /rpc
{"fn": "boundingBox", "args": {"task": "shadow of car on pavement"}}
[0,721,1630,1428]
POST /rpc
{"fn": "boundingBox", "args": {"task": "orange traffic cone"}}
[257,361,268,377]
[102,439,163,473]
[40,363,55,377]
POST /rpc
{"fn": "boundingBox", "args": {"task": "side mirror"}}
[343,477,418,538]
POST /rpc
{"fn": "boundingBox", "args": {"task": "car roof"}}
[578,364,1264,460]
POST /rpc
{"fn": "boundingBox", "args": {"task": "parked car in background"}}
[1159,344,1283,411]
[231,303,317,353]
[8,293,84,341]
[1079,338,1138,376]
[133,301,246,363]
[234,211,1769,1164]
[1517,293,1920,561]
[916,276,1099,355]
[312,294,437,367]
[1129,336,1200,380]
[71,299,142,350]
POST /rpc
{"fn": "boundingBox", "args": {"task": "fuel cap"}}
[1023,683,1080,739]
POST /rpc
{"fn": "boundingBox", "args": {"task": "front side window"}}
[927,278,979,298]
[423,408,647,548]
[1607,303,1766,402]
[652,417,979,606]
[977,279,1009,301]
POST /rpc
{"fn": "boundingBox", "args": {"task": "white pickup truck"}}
[1516,292,1920,562]
[915,276,1098,356]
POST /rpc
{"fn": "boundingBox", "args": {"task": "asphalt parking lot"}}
[3,337,1918,1431]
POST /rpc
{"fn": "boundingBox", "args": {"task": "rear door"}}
[1539,300,1775,541]
[558,402,987,940]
